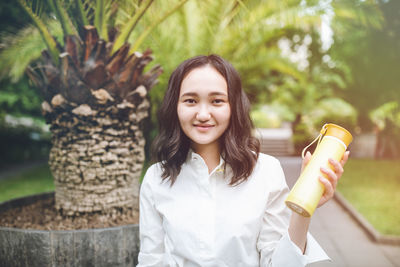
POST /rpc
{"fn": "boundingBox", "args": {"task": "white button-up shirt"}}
[137,151,330,266]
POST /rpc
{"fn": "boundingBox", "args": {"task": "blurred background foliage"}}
[0,0,399,162]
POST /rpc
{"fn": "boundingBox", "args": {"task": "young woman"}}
[137,54,349,266]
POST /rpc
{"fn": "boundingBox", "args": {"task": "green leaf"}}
[0,21,63,81]
[129,0,189,53]
[94,0,109,41]
[111,0,154,54]
[17,0,60,65]
[50,0,79,37]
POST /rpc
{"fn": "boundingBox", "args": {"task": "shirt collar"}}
[187,149,225,174]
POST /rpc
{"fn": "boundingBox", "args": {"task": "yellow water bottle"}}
[285,123,353,217]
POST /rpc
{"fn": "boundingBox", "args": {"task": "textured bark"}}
[29,26,162,216]
[47,96,148,215]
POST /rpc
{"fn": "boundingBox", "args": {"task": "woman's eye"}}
[184,99,196,104]
[212,99,225,104]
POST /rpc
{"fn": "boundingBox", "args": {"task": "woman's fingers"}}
[340,151,350,167]
[318,176,334,207]
[317,151,350,208]
[329,158,344,177]
[320,167,338,189]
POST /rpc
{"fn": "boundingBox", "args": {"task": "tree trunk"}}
[48,99,149,215]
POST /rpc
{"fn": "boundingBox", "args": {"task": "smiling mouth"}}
[194,124,214,131]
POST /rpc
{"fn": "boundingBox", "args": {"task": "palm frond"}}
[332,0,383,35]
[17,0,60,65]
[67,0,91,38]
[49,0,79,37]
[111,0,154,54]
[76,0,90,26]
[0,21,63,81]
[94,0,109,41]
[129,0,189,53]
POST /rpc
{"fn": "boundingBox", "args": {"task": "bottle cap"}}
[322,123,353,147]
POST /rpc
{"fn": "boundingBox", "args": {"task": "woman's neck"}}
[192,143,221,174]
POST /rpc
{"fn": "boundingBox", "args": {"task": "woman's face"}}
[177,65,231,152]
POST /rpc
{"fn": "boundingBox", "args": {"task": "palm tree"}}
[137,0,321,120]
[139,0,381,130]
[1,0,188,217]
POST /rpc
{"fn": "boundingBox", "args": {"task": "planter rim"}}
[0,192,139,233]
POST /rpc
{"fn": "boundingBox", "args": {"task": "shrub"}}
[308,98,358,133]
[250,104,295,129]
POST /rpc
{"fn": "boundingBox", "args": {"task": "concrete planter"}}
[0,192,140,267]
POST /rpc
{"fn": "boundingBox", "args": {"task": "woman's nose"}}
[196,105,211,121]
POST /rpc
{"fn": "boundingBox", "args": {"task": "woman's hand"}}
[301,151,350,208]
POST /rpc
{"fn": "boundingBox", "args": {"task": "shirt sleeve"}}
[137,165,165,266]
[257,158,330,266]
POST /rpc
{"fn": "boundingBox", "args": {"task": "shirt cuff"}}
[303,232,331,264]
[271,232,331,266]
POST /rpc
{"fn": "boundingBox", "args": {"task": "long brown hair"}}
[151,54,260,185]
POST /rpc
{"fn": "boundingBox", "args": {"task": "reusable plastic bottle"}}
[285,123,353,217]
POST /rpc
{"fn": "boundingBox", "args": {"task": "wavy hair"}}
[151,54,260,186]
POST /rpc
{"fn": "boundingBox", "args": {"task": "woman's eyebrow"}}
[180,91,227,97]
[180,92,198,97]
[209,92,228,97]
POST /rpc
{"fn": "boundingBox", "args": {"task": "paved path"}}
[278,157,400,267]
